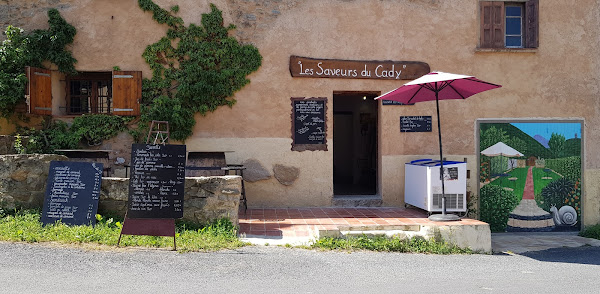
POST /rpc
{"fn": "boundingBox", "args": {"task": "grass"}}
[488,167,560,201]
[310,235,474,254]
[0,208,247,252]
[532,167,561,196]
[580,224,600,240]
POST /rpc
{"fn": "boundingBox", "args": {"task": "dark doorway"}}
[333,92,378,196]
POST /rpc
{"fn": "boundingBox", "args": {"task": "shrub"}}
[580,224,600,240]
[480,161,490,182]
[545,156,581,180]
[70,114,130,146]
[480,184,519,232]
[16,115,130,153]
[535,177,573,212]
[535,177,581,221]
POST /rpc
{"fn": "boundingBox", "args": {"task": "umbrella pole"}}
[435,91,447,216]
[428,89,460,222]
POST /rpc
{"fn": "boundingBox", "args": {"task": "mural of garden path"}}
[506,167,554,232]
[522,166,535,200]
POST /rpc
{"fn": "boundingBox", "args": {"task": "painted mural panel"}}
[479,121,582,232]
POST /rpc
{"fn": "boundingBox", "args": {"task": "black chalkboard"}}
[41,161,103,226]
[127,144,186,219]
[291,97,327,151]
[400,116,432,132]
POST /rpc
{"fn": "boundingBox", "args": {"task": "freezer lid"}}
[407,159,465,166]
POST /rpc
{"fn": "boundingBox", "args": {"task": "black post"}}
[428,84,460,221]
[435,90,447,216]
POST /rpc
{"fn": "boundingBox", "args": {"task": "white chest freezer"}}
[404,159,467,213]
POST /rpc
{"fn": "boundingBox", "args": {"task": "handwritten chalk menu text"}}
[127,144,186,219]
[41,161,103,226]
[400,116,432,132]
[291,97,327,151]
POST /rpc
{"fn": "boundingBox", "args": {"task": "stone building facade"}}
[1,0,599,228]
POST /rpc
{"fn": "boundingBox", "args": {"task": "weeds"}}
[580,224,600,240]
[0,209,246,252]
[310,235,473,254]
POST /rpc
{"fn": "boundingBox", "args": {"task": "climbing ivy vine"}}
[0,9,77,117]
[17,115,131,153]
[137,0,262,141]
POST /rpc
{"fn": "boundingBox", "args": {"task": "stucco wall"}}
[2,1,600,225]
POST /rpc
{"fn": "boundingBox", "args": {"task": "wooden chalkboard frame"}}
[291,97,328,151]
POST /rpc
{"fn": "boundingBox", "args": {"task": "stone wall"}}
[0,154,68,208]
[0,154,241,225]
[0,135,17,155]
[100,176,242,225]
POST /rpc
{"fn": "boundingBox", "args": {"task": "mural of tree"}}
[548,133,566,158]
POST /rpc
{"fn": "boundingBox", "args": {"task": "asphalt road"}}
[1,242,599,294]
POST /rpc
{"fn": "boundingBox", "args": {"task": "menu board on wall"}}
[127,144,186,219]
[291,97,327,151]
[41,161,103,226]
[400,116,432,132]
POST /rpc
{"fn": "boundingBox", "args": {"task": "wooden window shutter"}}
[26,66,52,115]
[480,1,504,48]
[525,0,539,48]
[112,71,141,116]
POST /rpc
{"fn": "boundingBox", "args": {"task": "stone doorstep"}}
[314,223,492,253]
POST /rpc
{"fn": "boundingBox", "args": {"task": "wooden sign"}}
[289,56,429,80]
[291,97,327,151]
[127,144,186,219]
[41,161,103,226]
[400,116,432,132]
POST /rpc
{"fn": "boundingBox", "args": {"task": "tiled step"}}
[332,195,383,207]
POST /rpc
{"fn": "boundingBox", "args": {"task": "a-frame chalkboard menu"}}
[291,97,327,151]
[119,144,186,250]
[126,144,186,219]
[41,161,103,226]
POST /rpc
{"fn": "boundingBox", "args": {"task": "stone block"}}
[273,164,299,186]
[242,158,271,182]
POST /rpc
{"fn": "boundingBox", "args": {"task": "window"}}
[67,72,112,114]
[480,0,538,49]
[26,67,141,116]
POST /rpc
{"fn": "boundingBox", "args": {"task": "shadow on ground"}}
[520,246,600,265]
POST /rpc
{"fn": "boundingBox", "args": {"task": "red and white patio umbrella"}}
[375,71,501,221]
